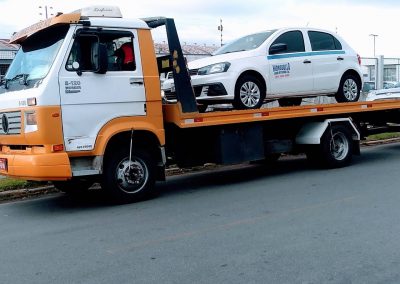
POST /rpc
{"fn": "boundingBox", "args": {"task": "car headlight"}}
[197,62,231,75]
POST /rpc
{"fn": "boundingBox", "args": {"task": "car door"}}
[307,30,344,92]
[58,28,145,152]
[267,30,313,95]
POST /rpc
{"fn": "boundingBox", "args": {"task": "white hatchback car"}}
[163,28,363,109]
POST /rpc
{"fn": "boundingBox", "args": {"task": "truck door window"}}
[66,30,136,72]
[308,31,342,51]
[269,31,305,54]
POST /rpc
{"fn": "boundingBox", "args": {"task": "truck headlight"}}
[25,111,38,133]
[198,62,231,75]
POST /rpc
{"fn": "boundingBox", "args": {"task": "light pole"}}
[369,34,378,57]
[217,19,223,47]
[39,5,53,19]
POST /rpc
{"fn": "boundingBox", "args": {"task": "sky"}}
[0,0,399,57]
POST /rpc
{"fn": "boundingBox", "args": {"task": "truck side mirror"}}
[92,42,108,74]
[269,43,288,55]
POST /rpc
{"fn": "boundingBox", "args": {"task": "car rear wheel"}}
[233,75,266,109]
[335,74,361,103]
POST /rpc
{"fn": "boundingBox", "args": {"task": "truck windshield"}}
[213,30,277,55]
[5,25,69,86]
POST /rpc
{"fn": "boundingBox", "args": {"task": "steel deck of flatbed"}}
[163,100,400,128]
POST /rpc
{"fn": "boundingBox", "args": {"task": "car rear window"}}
[308,31,342,51]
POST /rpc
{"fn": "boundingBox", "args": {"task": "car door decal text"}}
[272,63,291,78]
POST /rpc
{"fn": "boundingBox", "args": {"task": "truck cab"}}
[0,6,165,189]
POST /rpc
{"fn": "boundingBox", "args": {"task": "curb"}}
[0,186,59,203]
[1,138,400,203]
[361,137,400,146]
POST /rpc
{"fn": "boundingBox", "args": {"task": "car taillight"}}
[357,54,361,65]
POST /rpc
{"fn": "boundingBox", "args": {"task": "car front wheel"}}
[335,74,361,103]
[233,75,266,109]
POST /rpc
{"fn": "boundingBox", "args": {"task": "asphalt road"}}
[1,143,400,284]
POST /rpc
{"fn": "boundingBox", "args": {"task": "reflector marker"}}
[184,119,194,124]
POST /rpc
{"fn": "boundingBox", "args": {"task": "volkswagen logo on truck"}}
[2,113,9,134]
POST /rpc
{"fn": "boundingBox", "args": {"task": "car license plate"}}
[0,158,7,172]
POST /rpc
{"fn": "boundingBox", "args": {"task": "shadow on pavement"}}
[6,143,400,213]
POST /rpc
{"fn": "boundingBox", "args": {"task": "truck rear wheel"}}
[306,124,353,168]
[101,147,156,203]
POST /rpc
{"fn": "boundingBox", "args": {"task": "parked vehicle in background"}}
[383,81,400,89]
[362,81,376,93]
[163,27,363,109]
[366,85,400,101]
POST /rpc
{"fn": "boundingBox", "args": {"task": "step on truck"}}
[0,6,400,203]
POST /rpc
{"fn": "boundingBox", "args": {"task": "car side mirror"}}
[92,42,108,74]
[269,43,288,55]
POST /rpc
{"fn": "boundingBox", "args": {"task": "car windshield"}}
[5,25,69,85]
[213,30,277,55]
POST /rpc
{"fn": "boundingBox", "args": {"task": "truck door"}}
[267,30,313,95]
[58,28,145,152]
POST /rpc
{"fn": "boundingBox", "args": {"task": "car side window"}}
[269,31,305,54]
[308,31,342,51]
[66,30,136,72]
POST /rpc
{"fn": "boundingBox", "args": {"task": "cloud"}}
[0,0,399,57]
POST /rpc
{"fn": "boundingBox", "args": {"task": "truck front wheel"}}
[102,147,157,203]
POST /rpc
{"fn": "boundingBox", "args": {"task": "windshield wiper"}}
[6,73,30,86]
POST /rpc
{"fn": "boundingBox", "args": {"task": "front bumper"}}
[0,151,72,181]
[162,71,236,102]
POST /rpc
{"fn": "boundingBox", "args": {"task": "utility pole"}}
[369,34,378,57]
[39,5,53,19]
[217,19,223,47]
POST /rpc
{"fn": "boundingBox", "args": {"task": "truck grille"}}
[0,111,22,135]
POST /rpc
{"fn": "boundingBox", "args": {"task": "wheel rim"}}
[115,156,149,194]
[240,81,261,107]
[329,132,349,161]
[343,78,358,101]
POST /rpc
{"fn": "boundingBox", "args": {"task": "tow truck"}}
[0,6,399,203]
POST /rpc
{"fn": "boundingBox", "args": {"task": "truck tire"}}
[101,147,157,203]
[307,124,353,168]
[278,97,302,107]
[233,75,266,109]
[335,74,361,103]
[53,178,94,194]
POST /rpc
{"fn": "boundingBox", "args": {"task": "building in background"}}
[154,42,218,61]
[0,39,18,79]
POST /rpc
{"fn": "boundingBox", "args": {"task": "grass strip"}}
[0,178,48,192]
[366,132,400,141]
